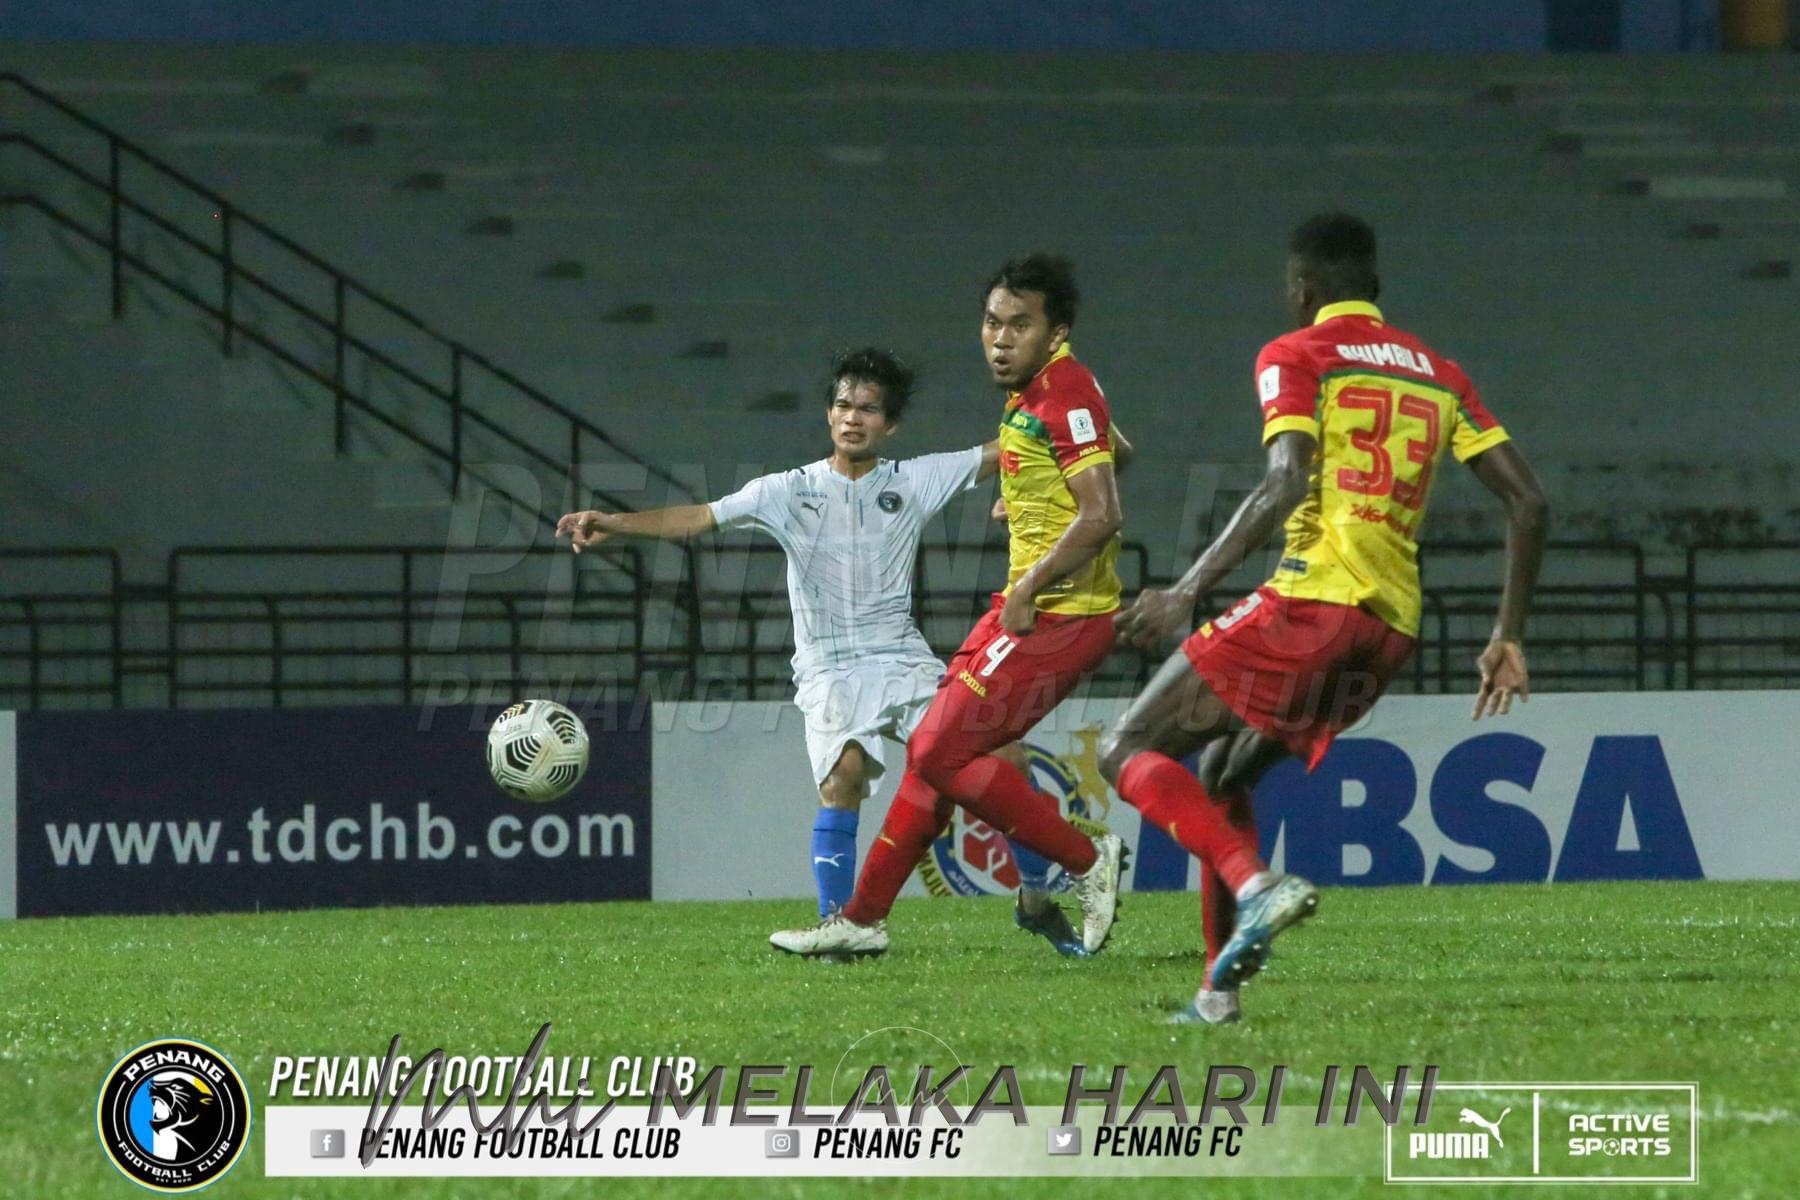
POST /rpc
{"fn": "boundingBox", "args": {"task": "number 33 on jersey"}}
[1255,300,1510,638]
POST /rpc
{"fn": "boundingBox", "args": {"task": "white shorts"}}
[793,660,945,792]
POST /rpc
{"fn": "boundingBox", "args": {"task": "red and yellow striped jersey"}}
[997,345,1122,616]
[1257,301,1509,637]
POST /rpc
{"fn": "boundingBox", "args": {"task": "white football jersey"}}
[709,447,984,679]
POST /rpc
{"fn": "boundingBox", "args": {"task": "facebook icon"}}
[310,1129,346,1158]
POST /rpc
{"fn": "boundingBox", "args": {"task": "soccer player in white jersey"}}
[556,348,1103,952]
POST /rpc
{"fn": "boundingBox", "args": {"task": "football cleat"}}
[1207,874,1318,990]
[1014,896,1089,957]
[769,912,888,958]
[1070,834,1126,954]
[1168,988,1242,1025]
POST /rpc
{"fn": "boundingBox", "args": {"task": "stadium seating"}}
[2,44,1796,703]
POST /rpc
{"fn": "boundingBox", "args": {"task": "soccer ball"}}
[486,700,590,803]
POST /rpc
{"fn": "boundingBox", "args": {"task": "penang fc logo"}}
[921,727,1115,897]
[97,1039,250,1192]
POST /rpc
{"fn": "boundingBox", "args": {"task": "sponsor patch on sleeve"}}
[1068,407,1098,445]
[1259,365,1281,405]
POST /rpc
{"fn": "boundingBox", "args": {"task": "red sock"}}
[842,772,948,924]
[1116,751,1265,893]
[945,755,1097,875]
[1201,789,1257,980]
[1199,860,1235,976]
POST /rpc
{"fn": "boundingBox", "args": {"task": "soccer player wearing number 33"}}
[775,254,1130,960]
[1099,214,1550,1024]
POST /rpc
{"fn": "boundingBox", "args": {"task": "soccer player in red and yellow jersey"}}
[773,254,1129,959]
[1099,214,1549,1023]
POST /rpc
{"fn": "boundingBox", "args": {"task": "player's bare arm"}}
[1108,422,1135,471]
[1000,462,1122,635]
[1117,431,1314,650]
[1466,441,1549,720]
[555,504,718,554]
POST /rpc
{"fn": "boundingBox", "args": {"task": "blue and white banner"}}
[6,706,650,918]
[0,692,1789,918]
[649,692,1796,900]
[1237,691,1727,890]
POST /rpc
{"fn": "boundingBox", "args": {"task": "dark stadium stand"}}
[3,45,1797,706]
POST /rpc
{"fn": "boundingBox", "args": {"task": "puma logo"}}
[799,501,823,514]
[813,853,845,867]
[1459,1107,1510,1148]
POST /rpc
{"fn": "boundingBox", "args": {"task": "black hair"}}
[983,253,1080,330]
[826,347,915,423]
[1289,212,1379,302]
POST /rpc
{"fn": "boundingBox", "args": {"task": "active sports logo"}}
[919,728,1114,897]
[97,1039,251,1192]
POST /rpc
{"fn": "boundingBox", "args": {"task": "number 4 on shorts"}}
[980,634,1018,677]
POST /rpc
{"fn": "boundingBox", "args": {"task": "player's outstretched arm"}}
[1117,431,1313,650]
[999,464,1122,634]
[976,439,1001,481]
[1466,441,1549,719]
[554,504,718,554]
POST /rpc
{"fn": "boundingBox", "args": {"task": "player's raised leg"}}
[1193,731,1294,1020]
[778,607,1124,957]
[1097,646,1316,1012]
[1098,652,1267,896]
[902,607,1125,952]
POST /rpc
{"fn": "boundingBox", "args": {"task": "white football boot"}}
[1208,873,1319,990]
[1168,988,1243,1025]
[769,912,889,958]
[1070,834,1125,953]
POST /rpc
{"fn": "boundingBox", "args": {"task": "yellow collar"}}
[1313,300,1383,326]
[1008,342,1073,402]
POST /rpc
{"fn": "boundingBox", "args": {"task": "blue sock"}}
[811,807,859,918]
[1010,838,1052,895]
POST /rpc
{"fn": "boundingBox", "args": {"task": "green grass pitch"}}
[3,881,1796,1199]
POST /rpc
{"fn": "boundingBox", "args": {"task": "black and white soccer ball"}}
[486,700,590,803]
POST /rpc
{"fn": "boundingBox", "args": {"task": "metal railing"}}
[0,72,699,530]
[0,549,124,707]
[163,545,649,708]
[5,539,1798,710]
[1687,543,1800,688]
[1409,541,1670,692]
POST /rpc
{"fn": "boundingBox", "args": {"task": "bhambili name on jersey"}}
[1337,342,1435,375]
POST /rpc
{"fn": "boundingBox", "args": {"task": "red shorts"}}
[1182,586,1415,771]
[908,594,1116,777]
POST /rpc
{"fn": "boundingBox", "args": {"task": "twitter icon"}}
[1047,1126,1081,1156]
